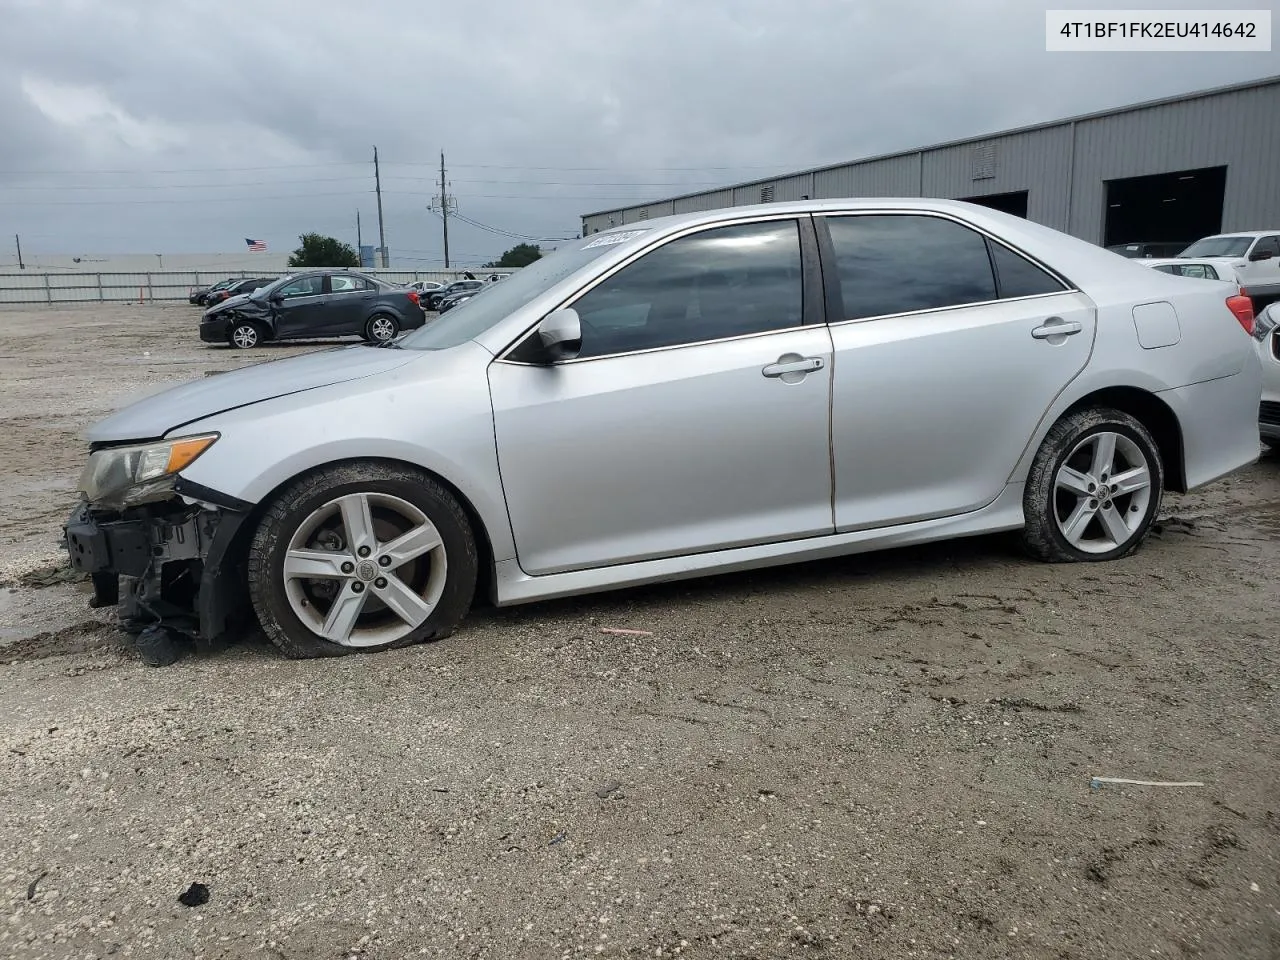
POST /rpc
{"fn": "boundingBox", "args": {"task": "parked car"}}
[1254,302,1280,445]
[205,277,279,307]
[199,270,425,348]
[190,278,238,306]
[1136,258,1241,284]
[1178,231,1280,299]
[406,280,446,297]
[424,279,484,310]
[62,198,1262,659]
[1105,241,1188,259]
[437,285,489,314]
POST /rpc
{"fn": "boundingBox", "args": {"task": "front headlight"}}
[78,434,219,508]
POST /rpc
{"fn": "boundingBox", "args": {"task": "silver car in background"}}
[63,199,1263,658]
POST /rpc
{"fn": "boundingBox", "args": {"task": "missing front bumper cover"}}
[63,498,251,643]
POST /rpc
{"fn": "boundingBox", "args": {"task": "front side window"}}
[278,276,323,298]
[566,219,804,359]
[824,215,997,321]
[1253,236,1280,258]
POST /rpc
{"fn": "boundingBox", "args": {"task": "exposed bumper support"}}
[63,496,252,643]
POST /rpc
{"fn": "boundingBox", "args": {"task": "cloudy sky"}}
[0,0,1276,267]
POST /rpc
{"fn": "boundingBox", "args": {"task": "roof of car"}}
[1197,230,1278,240]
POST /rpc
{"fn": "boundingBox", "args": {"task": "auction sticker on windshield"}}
[583,230,647,248]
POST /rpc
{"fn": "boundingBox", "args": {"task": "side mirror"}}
[1249,249,1274,262]
[269,292,283,304]
[537,308,582,362]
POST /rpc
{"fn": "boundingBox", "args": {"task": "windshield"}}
[1179,236,1253,258]
[399,234,643,350]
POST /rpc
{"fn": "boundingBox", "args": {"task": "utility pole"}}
[15,234,24,270]
[356,210,363,251]
[440,151,450,269]
[373,146,388,268]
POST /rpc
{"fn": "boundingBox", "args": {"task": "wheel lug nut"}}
[378,555,391,567]
[358,546,371,558]
[341,561,354,574]
[352,582,365,593]
[1088,483,1096,493]
[1110,485,1118,494]
[1089,499,1098,509]
[375,577,387,589]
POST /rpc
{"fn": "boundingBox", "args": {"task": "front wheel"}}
[247,462,478,658]
[1021,407,1164,562]
[228,321,264,349]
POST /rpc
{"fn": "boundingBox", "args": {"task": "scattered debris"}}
[600,627,653,636]
[1090,776,1205,789]
[178,882,209,908]
[26,871,48,901]
[594,781,622,799]
[548,832,567,846]
[135,624,191,667]
[989,697,1081,713]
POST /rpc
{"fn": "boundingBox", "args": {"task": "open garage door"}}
[959,190,1029,218]
[1104,166,1226,248]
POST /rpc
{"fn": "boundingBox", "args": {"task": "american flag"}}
[245,238,267,252]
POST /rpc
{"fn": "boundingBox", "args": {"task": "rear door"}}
[818,212,1097,531]
[271,275,328,338]
[323,274,377,334]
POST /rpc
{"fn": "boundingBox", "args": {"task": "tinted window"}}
[989,242,1066,298]
[279,276,323,298]
[825,215,996,320]
[1254,236,1280,257]
[567,219,803,358]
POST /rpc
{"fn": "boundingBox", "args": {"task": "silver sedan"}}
[64,199,1263,658]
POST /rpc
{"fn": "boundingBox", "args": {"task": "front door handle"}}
[1031,318,1083,340]
[762,356,824,378]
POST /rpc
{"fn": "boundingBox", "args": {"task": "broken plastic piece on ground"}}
[135,624,192,667]
[600,627,653,636]
[177,882,209,907]
[1090,776,1205,789]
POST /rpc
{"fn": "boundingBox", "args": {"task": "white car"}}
[1255,302,1280,444]
[1137,257,1242,285]
[406,280,446,296]
[1178,231,1280,299]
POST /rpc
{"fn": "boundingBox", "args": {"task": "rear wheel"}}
[228,321,264,349]
[248,462,478,658]
[365,314,399,343]
[1021,407,1163,562]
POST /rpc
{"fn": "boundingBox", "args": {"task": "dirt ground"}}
[0,304,1277,960]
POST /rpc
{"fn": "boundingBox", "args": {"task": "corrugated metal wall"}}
[580,78,1280,245]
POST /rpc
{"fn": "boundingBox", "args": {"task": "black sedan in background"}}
[200,270,426,348]
[190,278,238,305]
[424,279,485,310]
[205,276,279,307]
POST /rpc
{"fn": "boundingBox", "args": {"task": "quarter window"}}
[824,215,997,321]
[566,219,804,358]
[988,242,1067,297]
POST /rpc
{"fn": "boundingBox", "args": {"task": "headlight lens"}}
[78,434,218,507]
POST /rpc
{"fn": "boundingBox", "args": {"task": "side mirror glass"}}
[537,307,582,362]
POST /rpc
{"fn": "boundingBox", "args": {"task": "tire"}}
[365,314,399,343]
[1021,407,1164,563]
[248,462,478,658]
[228,321,264,349]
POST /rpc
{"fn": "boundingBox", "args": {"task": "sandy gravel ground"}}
[0,304,1277,960]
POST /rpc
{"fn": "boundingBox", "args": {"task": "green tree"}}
[483,243,542,268]
[288,233,360,268]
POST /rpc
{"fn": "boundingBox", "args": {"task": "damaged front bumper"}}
[62,484,253,643]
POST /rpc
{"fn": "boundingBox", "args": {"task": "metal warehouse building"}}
[580,75,1280,250]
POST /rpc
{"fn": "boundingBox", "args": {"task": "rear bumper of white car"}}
[1160,360,1263,489]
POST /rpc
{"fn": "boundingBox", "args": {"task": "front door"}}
[272,275,328,338]
[1242,235,1280,296]
[488,217,835,576]
[818,212,1097,531]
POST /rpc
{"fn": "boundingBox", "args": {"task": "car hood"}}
[86,345,421,444]
[206,293,263,316]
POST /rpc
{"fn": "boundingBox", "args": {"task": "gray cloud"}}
[0,0,1275,264]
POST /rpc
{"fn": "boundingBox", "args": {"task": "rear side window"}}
[988,242,1066,298]
[824,215,996,321]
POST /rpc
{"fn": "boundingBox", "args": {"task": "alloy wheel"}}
[231,325,258,348]
[1052,431,1153,554]
[282,492,448,647]
[370,316,396,341]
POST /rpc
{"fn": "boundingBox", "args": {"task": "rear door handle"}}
[1031,318,1082,339]
[762,356,824,378]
